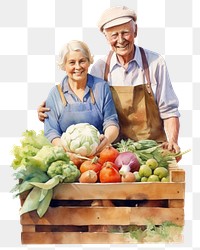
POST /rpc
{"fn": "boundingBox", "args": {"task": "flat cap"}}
[97,6,137,32]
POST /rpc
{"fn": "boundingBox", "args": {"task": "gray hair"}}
[57,40,94,70]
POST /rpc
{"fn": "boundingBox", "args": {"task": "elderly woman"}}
[44,40,119,153]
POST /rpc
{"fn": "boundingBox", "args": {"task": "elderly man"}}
[38,6,180,153]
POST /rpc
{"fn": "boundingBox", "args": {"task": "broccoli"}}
[25,145,70,172]
[47,160,80,183]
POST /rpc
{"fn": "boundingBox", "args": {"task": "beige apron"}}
[104,47,167,143]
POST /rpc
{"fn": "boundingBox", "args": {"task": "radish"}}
[114,152,140,175]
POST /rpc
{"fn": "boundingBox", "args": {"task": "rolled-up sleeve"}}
[154,59,180,119]
[101,82,119,131]
[44,87,63,142]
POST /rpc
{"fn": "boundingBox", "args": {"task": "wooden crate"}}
[20,167,185,244]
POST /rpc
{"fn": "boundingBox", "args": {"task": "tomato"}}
[80,157,102,173]
[99,146,120,164]
[99,162,121,183]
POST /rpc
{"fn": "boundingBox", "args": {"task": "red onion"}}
[114,152,140,175]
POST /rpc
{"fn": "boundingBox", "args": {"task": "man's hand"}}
[162,140,180,154]
[163,117,181,161]
[37,101,50,122]
[162,140,182,162]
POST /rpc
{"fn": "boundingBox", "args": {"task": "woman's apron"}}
[104,47,167,143]
[56,84,104,134]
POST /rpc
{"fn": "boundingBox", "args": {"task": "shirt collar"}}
[109,45,143,71]
[61,74,93,93]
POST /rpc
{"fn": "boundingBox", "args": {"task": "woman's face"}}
[65,50,90,82]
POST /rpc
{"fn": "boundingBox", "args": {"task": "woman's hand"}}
[37,101,50,122]
[95,126,119,154]
[95,135,109,154]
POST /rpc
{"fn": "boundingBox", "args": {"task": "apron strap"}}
[89,88,96,105]
[56,83,67,106]
[139,47,152,94]
[56,83,96,105]
[104,51,114,81]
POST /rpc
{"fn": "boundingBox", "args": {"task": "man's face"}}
[104,21,136,59]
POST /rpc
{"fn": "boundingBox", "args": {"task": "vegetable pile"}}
[11,130,80,217]
[114,139,190,168]
[114,139,190,182]
[11,128,190,218]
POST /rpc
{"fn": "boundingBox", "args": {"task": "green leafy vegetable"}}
[14,165,50,183]
[19,176,60,218]
[11,130,51,169]
[37,189,53,218]
[11,166,50,196]
[21,130,51,149]
[115,139,158,152]
[29,175,61,189]
[20,186,42,215]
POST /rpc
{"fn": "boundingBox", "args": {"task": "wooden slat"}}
[22,225,35,232]
[22,232,82,244]
[168,199,185,208]
[21,232,135,244]
[21,231,183,244]
[129,207,184,226]
[21,207,131,226]
[21,206,184,226]
[52,182,185,200]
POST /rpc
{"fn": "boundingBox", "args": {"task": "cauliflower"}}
[61,123,100,157]
[47,160,80,183]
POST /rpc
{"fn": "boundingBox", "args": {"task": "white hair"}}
[57,40,94,71]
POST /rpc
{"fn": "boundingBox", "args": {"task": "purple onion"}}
[114,152,140,175]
